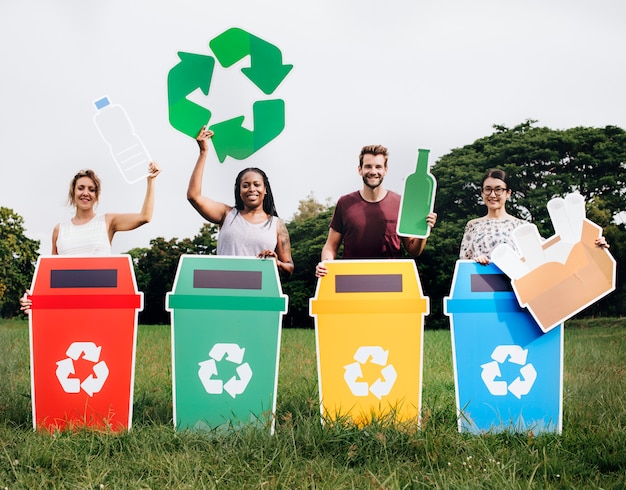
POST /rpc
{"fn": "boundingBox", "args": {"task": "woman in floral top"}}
[460,169,527,264]
[460,168,608,264]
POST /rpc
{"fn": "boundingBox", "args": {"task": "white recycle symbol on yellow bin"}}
[56,342,109,397]
[481,345,537,399]
[344,346,397,400]
[198,343,252,399]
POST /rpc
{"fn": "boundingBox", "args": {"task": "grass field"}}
[0,317,625,489]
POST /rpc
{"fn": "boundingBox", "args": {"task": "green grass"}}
[1,317,625,489]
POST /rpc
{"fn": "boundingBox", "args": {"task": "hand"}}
[257,249,278,260]
[20,290,32,314]
[474,255,491,265]
[147,161,161,179]
[595,236,609,249]
[315,261,328,278]
[196,127,215,152]
[426,212,437,228]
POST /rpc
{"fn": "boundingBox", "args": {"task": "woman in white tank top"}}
[187,128,294,278]
[50,162,160,255]
[20,162,161,311]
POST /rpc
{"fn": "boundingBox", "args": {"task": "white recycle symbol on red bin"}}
[198,343,253,399]
[56,342,110,397]
[480,345,537,399]
[344,346,397,400]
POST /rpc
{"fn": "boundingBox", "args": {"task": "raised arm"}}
[107,162,160,237]
[187,128,231,225]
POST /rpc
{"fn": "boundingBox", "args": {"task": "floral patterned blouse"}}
[459,216,527,260]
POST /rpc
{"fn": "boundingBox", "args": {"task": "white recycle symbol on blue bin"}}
[198,343,253,398]
[344,346,397,400]
[480,345,537,399]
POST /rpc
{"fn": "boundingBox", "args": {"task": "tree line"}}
[2,121,625,326]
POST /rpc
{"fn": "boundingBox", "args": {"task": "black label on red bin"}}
[50,269,118,288]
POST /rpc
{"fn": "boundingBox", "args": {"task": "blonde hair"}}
[68,169,101,206]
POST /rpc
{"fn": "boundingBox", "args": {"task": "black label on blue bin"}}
[335,274,402,293]
[470,274,513,293]
[50,269,117,288]
[193,270,262,290]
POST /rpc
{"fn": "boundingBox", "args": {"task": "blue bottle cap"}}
[94,96,111,110]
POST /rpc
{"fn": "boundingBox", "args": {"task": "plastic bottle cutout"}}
[397,148,437,238]
[491,244,530,280]
[512,223,546,269]
[93,96,152,184]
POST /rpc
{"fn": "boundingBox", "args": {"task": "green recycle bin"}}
[166,255,287,433]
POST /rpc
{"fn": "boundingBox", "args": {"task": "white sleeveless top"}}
[56,214,112,256]
[217,209,278,256]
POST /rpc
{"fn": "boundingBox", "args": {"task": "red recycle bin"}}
[27,256,143,432]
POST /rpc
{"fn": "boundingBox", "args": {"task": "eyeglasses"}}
[482,187,508,196]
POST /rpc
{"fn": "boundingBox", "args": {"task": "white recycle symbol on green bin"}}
[56,342,109,397]
[344,346,397,400]
[480,345,537,399]
[198,343,253,398]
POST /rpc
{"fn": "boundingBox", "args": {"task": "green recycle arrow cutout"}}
[167,52,215,138]
[167,27,292,163]
[209,27,293,95]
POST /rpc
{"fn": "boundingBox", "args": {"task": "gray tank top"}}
[216,208,278,256]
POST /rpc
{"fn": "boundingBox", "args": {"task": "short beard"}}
[362,175,383,190]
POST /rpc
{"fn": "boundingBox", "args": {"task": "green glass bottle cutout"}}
[397,148,437,238]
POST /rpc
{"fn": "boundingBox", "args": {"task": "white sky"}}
[2,0,625,254]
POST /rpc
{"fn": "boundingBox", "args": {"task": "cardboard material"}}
[492,194,616,332]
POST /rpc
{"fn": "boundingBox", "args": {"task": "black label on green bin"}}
[470,274,513,293]
[335,274,402,293]
[193,270,262,290]
[50,269,117,288]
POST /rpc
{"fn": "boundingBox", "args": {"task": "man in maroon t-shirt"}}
[315,145,437,277]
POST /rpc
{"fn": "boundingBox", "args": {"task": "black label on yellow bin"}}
[335,274,403,293]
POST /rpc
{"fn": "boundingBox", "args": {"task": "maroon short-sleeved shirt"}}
[330,190,402,259]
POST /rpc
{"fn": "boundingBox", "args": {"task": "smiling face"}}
[359,153,388,190]
[72,176,98,210]
[238,170,267,209]
[481,176,511,213]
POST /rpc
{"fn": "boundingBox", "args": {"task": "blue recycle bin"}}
[444,261,563,434]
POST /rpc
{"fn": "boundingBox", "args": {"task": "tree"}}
[0,207,40,317]
[289,192,333,222]
[128,223,219,324]
[283,199,335,327]
[422,121,626,328]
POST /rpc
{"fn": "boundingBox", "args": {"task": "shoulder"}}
[337,191,361,203]
[464,217,485,228]
[103,213,115,227]
[384,190,401,203]
[275,218,288,232]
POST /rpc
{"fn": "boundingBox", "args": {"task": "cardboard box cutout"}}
[491,193,616,332]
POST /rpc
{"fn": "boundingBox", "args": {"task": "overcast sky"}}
[2,0,625,254]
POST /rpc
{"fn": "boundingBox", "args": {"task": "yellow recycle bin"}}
[310,260,429,425]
